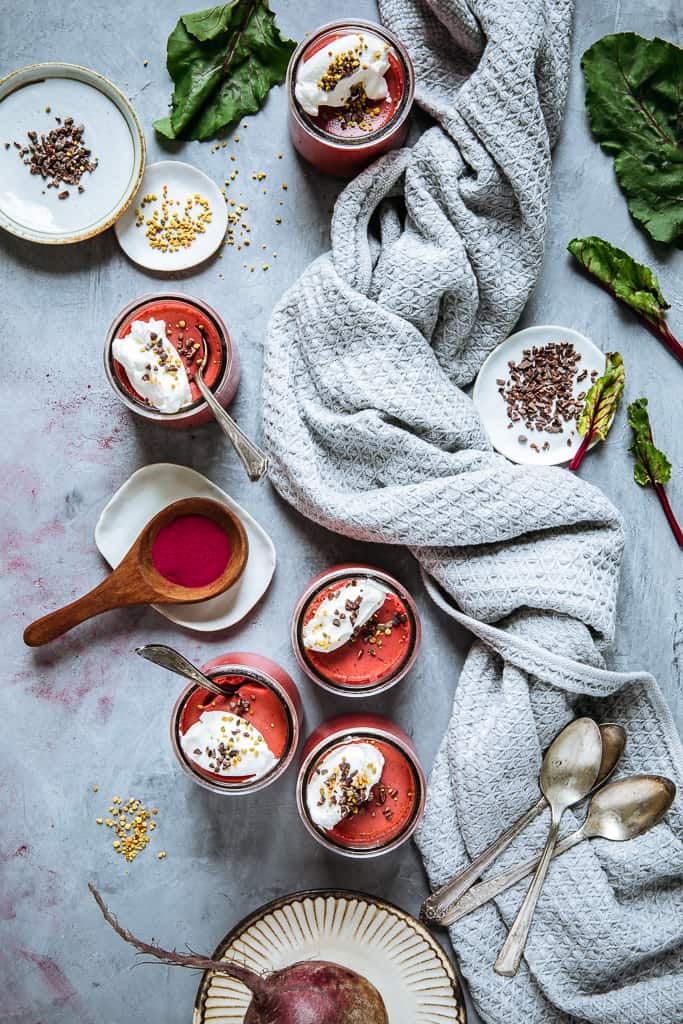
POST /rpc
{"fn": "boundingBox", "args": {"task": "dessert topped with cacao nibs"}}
[295,30,405,139]
[178,676,291,785]
[305,735,419,849]
[299,574,414,690]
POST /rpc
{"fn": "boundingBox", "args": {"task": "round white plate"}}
[0,63,144,244]
[473,324,605,466]
[115,160,228,272]
[95,463,276,632]
[193,890,466,1024]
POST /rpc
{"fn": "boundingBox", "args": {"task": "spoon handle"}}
[494,815,562,976]
[438,829,584,926]
[24,573,144,647]
[136,644,227,699]
[195,374,268,482]
[421,796,547,923]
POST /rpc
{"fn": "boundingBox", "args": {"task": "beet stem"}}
[568,432,593,471]
[88,884,267,999]
[653,483,683,547]
[653,320,683,366]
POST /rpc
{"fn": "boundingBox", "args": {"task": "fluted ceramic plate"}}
[0,63,144,243]
[95,463,276,632]
[193,890,466,1024]
[473,325,605,466]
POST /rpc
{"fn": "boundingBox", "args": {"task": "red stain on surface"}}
[97,694,114,722]
[19,951,78,1003]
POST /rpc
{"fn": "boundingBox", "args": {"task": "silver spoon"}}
[494,716,603,976]
[136,643,240,698]
[438,773,675,926]
[421,722,625,925]
[194,337,268,482]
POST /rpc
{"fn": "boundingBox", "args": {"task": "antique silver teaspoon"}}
[421,722,625,925]
[494,716,603,976]
[195,339,268,482]
[136,643,239,698]
[438,773,675,926]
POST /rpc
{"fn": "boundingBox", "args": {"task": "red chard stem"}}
[568,432,594,472]
[654,484,683,548]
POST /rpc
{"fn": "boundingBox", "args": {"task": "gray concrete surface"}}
[1,1,681,1022]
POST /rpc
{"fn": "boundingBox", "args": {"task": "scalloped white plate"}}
[115,160,228,272]
[95,463,275,632]
[0,63,144,244]
[473,325,605,466]
[193,890,466,1024]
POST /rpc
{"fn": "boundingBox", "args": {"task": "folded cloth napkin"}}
[262,1,683,1021]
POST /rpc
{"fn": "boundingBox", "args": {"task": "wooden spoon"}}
[23,497,248,647]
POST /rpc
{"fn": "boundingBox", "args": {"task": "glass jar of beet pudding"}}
[170,653,302,795]
[104,293,240,429]
[297,714,426,858]
[291,565,421,697]
[287,20,415,178]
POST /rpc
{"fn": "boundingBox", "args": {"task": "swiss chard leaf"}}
[628,397,672,486]
[567,236,668,327]
[581,33,683,245]
[155,1,296,142]
[577,351,624,442]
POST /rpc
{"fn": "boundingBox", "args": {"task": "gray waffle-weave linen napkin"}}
[262,1,683,1021]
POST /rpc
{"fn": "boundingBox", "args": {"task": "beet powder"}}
[151,514,232,588]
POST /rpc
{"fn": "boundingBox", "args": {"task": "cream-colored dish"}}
[193,890,465,1024]
[95,463,275,631]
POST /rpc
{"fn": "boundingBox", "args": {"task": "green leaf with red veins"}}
[577,351,625,443]
[154,0,296,141]
[628,398,672,486]
[567,237,669,326]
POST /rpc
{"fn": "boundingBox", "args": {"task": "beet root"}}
[89,885,388,1024]
[244,960,388,1024]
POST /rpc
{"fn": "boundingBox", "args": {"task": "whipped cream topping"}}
[181,710,277,781]
[307,741,385,831]
[295,32,392,117]
[302,578,387,653]
[113,318,192,414]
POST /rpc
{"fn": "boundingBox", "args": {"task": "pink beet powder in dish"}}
[151,515,231,588]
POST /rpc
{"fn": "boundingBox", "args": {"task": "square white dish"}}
[95,463,275,632]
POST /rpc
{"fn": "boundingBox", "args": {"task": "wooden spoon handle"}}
[23,574,142,647]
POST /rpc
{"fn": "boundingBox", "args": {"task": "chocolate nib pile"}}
[12,116,98,198]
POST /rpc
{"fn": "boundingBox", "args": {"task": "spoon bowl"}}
[23,497,248,646]
[583,774,676,842]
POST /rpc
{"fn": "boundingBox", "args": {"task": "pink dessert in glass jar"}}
[287,20,415,178]
[170,652,302,795]
[104,293,240,429]
[296,714,426,858]
[291,564,421,697]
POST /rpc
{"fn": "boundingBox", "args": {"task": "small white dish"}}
[115,160,228,272]
[95,463,275,632]
[473,324,605,466]
[0,63,144,244]
[193,890,466,1024]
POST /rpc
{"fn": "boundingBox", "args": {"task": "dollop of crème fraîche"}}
[306,741,385,830]
[302,578,387,653]
[112,317,192,413]
[295,32,391,117]
[181,710,277,781]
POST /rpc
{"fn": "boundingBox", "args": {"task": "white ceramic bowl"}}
[0,62,144,243]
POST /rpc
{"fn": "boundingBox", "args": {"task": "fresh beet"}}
[89,885,388,1024]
